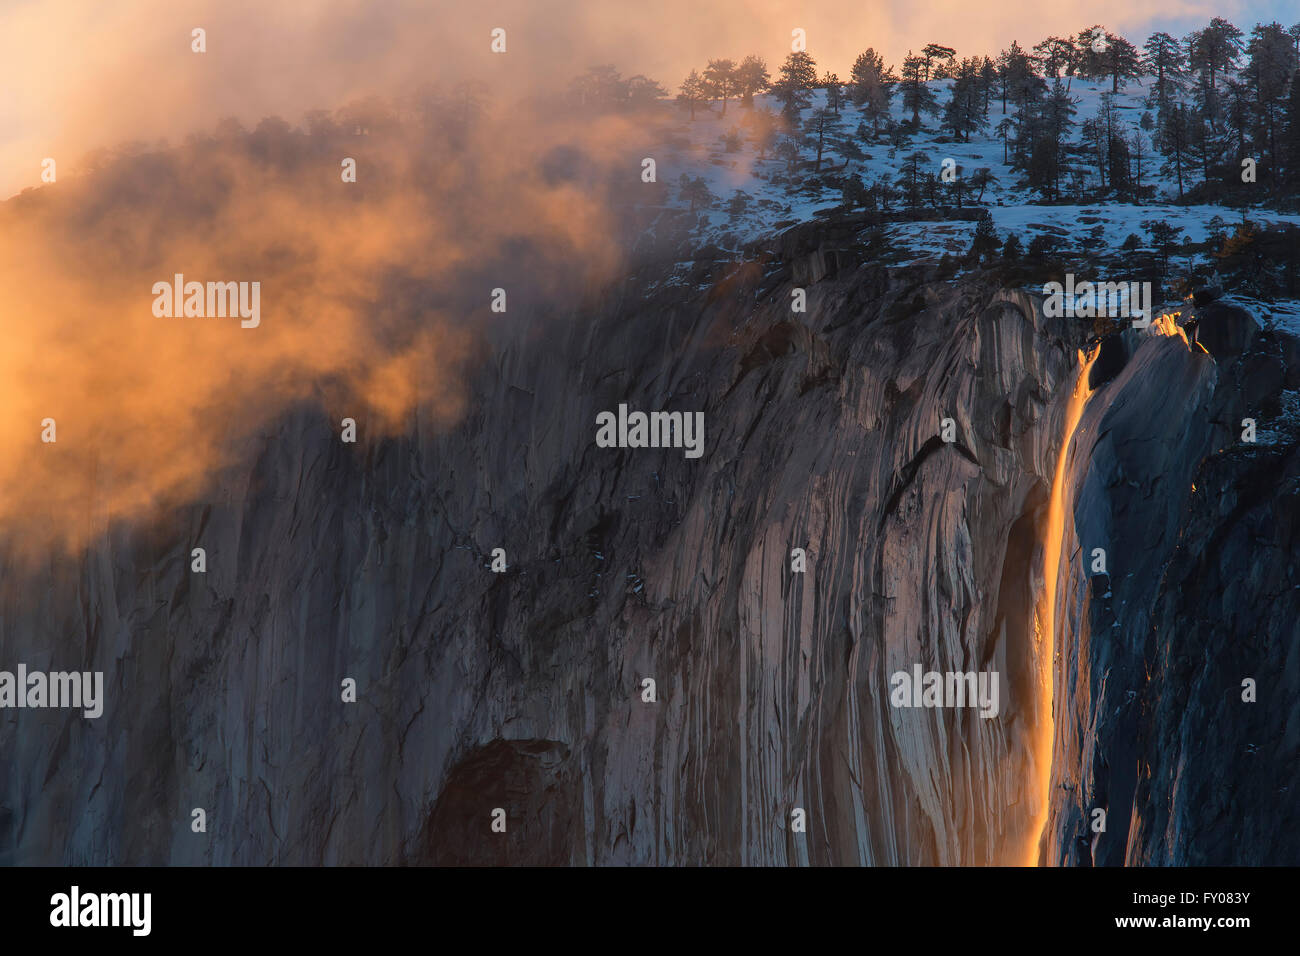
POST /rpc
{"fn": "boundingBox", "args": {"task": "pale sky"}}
[1,0,1295,199]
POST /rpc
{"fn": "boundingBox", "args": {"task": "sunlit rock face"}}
[0,217,1293,866]
[1044,305,1300,867]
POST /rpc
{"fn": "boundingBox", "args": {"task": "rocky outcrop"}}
[1042,306,1300,866]
[0,220,1294,866]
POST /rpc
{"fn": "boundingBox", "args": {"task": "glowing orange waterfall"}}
[1024,348,1098,866]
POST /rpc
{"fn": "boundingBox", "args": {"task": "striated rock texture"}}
[0,221,1294,866]
[1044,304,1300,866]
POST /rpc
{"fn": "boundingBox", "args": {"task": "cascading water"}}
[1024,348,1098,866]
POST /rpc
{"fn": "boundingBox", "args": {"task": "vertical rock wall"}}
[3,241,1289,866]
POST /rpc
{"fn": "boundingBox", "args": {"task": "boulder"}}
[1193,300,1259,358]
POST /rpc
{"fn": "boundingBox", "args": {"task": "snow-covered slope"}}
[653,78,1300,262]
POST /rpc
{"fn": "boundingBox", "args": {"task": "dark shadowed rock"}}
[1088,332,1128,389]
[1276,332,1300,390]
[1192,284,1222,307]
[1193,300,1260,358]
[416,739,581,866]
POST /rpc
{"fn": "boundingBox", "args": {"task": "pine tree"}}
[948,162,967,208]
[1036,79,1078,198]
[896,149,932,210]
[679,174,714,210]
[735,55,770,108]
[943,58,985,141]
[978,57,998,117]
[779,51,818,89]
[840,174,870,210]
[1285,67,1300,189]
[1142,218,1184,279]
[626,75,666,108]
[921,43,957,81]
[969,167,998,202]
[703,59,738,116]
[1143,32,1186,111]
[805,106,842,171]
[1188,107,1224,190]
[997,41,1040,115]
[1007,60,1050,171]
[1034,37,1075,81]
[995,117,1015,163]
[1108,131,1132,197]
[749,106,779,158]
[1245,23,1299,190]
[969,211,999,262]
[1189,16,1245,129]
[849,49,896,133]
[1072,25,1110,81]
[772,51,819,118]
[1224,78,1252,163]
[823,72,843,114]
[775,137,800,176]
[1130,126,1151,201]
[900,52,939,126]
[1102,35,1142,92]
[571,65,630,109]
[1082,117,1107,189]
[1160,102,1192,197]
[1190,17,1246,93]
[1006,45,1047,115]
[676,69,708,120]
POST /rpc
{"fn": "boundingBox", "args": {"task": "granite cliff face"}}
[1043,303,1300,866]
[0,220,1294,866]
